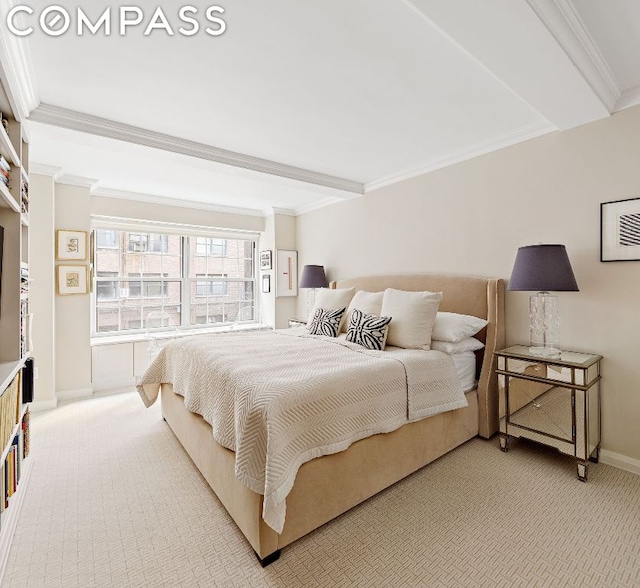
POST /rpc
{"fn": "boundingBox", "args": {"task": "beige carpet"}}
[3,392,639,588]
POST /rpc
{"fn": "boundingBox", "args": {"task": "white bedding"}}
[451,351,478,393]
[137,329,467,533]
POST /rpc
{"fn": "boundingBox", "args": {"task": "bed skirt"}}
[160,383,479,561]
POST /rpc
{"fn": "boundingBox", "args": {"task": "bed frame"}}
[160,273,505,565]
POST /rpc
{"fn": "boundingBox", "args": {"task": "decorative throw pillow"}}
[380,288,443,349]
[310,288,356,332]
[308,307,346,337]
[431,312,488,343]
[343,290,384,333]
[346,309,392,351]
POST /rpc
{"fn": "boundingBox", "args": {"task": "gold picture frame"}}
[57,265,89,295]
[56,229,88,261]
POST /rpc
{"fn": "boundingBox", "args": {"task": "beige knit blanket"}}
[137,329,467,533]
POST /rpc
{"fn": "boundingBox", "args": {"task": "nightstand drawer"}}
[498,355,599,387]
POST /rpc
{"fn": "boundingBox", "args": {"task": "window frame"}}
[91,226,258,337]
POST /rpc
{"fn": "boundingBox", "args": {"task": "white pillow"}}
[343,290,384,333]
[431,312,488,343]
[310,287,355,331]
[431,337,485,354]
[380,288,442,349]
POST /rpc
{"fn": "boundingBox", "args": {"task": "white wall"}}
[297,104,640,464]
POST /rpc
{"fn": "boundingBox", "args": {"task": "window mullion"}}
[182,236,190,328]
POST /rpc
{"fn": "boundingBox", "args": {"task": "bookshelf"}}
[0,65,32,583]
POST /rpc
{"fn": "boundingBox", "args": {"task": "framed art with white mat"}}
[601,197,640,261]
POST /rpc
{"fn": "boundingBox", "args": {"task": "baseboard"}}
[0,458,33,586]
[29,398,58,412]
[93,386,137,397]
[56,387,94,402]
[600,449,640,476]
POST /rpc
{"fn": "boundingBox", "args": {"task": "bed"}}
[138,273,505,565]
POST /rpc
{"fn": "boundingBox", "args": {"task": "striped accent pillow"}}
[346,309,392,351]
[308,307,346,337]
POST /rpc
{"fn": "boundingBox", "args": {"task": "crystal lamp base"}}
[529,292,561,357]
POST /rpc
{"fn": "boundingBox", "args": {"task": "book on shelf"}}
[22,410,29,457]
[0,155,9,173]
[21,181,28,214]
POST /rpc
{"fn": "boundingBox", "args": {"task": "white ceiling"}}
[2,0,639,215]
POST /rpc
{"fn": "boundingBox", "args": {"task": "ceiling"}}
[1,0,639,216]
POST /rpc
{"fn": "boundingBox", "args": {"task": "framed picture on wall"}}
[601,197,640,261]
[56,229,88,260]
[276,250,298,297]
[57,265,89,295]
[260,250,272,270]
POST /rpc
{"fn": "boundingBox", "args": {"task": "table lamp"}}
[299,265,329,319]
[508,244,579,357]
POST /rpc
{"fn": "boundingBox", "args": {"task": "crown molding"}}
[614,86,640,113]
[93,188,265,218]
[364,121,555,193]
[28,104,364,195]
[269,207,297,217]
[57,174,100,189]
[293,196,351,216]
[29,162,63,179]
[526,0,620,112]
[0,2,39,120]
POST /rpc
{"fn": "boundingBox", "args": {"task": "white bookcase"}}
[0,66,32,584]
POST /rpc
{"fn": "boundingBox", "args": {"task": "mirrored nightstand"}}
[495,345,602,481]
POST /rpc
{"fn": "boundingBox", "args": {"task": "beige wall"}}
[29,174,56,408]
[55,184,93,395]
[273,213,297,329]
[297,104,640,464]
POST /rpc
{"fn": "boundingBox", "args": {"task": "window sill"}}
[90,323,271,346]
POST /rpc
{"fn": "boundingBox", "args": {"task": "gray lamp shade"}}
[508,244,579,292]
[299,265,329,288]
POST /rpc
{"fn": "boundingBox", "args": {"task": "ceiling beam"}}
[29,103,365,196]
[402,0,611,130]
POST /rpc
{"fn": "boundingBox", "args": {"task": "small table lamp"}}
[508,244,579,357]
[299,265,329,320]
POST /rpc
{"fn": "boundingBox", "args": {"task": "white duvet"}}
[137,329,467,533]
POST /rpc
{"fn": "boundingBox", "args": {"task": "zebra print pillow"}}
[308,307,346,337]
[346,309,392,351]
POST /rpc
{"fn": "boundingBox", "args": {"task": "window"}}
[93,228,256,335]
[96,271,118,300]
[195,237,227,256]
[128,274,169,298]
[195,274,227,296]
[128,233,168,253]
[96,230,118,249]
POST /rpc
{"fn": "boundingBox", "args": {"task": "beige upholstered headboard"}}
[331,273,505,438]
